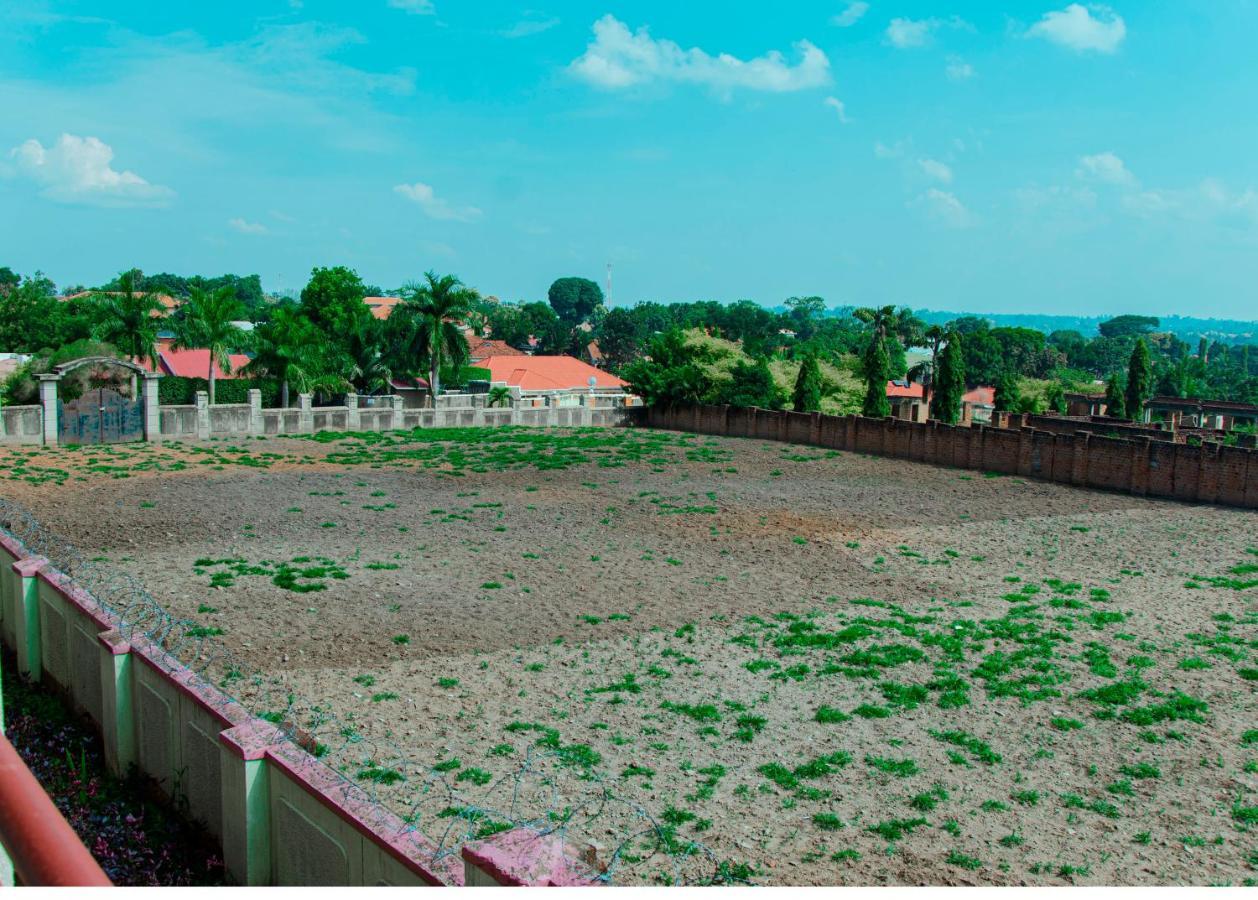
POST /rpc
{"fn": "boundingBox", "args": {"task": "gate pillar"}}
[142,373,161,442]
[37,374,58,447]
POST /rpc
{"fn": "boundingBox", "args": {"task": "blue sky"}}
[2,1,1256,318]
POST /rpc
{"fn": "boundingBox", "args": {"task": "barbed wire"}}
[0,496,745,886]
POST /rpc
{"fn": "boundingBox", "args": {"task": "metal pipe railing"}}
[0,731,112,886]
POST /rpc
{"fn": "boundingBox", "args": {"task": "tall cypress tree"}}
[862,336,891,417]
[1124,338,1152,422]
[793,354,824,412]
[933,331,965,424]
[1105,371,1127,419]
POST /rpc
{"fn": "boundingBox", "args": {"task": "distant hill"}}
[912,310,1258,344]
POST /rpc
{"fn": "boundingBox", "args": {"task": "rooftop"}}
[482,355,627,392]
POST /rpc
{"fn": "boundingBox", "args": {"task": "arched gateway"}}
[36,357,161,446]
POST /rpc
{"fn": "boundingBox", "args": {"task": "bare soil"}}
[3,428,1255,886]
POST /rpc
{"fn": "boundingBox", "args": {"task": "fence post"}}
[219,722,282,886]
[11,558,46,679]
[37,375,58,447]
[388,396,403,430]
[297,394,313,433]
[248,389,264,435]
[195,391,211,440]
[142,374,162,442]
[345,394,361,431]
[96,630,135,776]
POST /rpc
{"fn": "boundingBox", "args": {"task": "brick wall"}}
[642,404,1256,510]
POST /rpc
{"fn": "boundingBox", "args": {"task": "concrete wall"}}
[0,527,592,887]
[643,403,1257,510]
[26,388,639,446]
[0,406,43,444]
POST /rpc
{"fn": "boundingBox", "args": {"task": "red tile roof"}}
[886,380,925,399]
[482,355,626,391]
[963,386,996,405]
[467,338,519,361]
[364,296,403,320]
[137,339,252,379]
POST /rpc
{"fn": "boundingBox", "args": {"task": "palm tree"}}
[91,270,163,369]
[487,386,512,408]
[345,318,392,395]
[172,287,248,404]
[243,307,346,407]
[399,271,479,406]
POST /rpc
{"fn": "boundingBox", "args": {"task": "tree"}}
[596,307,644,370]
[792,354,824,412]
[717,359,783,410]
[487,386,512,408]
[344,317,392,395]
[0,271,85,352]
[299,266,371,350]
[932,332,966,424]
[400,271,479,404]
[1045,382,1067,414]
[994,372,1022,413]
[1099,315,1159,340]
[172,286,248,404]
[621,329,712,408]
[548,277,603,324]
[1124,337,1153,422]
[861,335,891,418]
[91,271,164,368]
[244,307,343,407]
[1104,372,1127,419]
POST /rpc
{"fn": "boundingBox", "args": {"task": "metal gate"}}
[57,388,144,445]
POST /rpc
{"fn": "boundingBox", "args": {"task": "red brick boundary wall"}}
[642,404,1258,510]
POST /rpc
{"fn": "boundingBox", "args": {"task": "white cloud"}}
[501,14,560,39]
[393,182,482,222]
[1076,151,1137,186]
[7,133,173,207]
[387,0,435,14]
[885,18,933,48]
[874,140,907,159]
[945,56,974,81]
[1027,4,1125,54]
[831,1,869,27]
[916,188,975,228]
[569,15,831,95]
[823,96,849,123]
[228,217,267,234]
[885,16,969,49]
[919,158,953,183]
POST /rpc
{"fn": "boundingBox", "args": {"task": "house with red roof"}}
[482,355,626,394]
[364,296,403,320]
[886,380,996,425]
[137,337,252,380]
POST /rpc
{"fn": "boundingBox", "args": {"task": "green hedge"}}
[158,376,281,406]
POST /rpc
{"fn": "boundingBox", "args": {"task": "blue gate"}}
[57,388,144,445]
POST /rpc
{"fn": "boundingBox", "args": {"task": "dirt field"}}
[3,427,1256,886]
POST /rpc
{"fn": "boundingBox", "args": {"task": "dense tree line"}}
[2,262,1255,420]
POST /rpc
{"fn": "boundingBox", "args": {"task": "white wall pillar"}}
[142,373,161,442]
[248,389,264,435]
[195,390,211,440]
[297,394,313,433]
[345,394,361,431]
[37,374,58,446]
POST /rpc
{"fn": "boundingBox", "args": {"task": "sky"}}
[1,1,1257,319]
